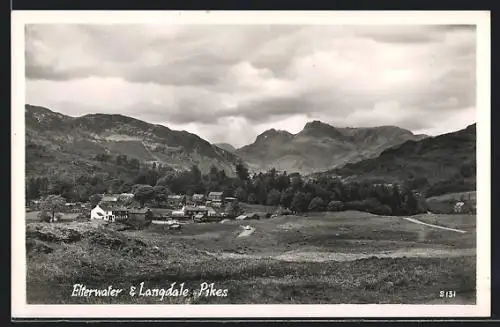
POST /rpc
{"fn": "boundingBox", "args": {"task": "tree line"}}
[26,154,430,216]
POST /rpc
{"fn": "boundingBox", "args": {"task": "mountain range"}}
[235,120,427,174]
[25,104,239,177]
[315,123,476,187]
[214,143,237,153]
[25,104,474,186]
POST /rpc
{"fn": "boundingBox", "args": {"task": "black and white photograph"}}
[11,11,490,318]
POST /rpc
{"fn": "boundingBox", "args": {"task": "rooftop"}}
[168,195,185,199]
[97,203,129,212]
[184,205,208,211]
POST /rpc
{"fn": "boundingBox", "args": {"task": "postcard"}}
[11,10,491,319]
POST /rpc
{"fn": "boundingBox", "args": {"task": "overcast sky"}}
[25,24,476,148]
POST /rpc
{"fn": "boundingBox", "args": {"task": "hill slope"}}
[235,121,427,174]
[25,104,240,177]
[316,123,476,194]
[214,143,237,153]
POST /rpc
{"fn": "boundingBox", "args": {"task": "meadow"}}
[25,210,476,305]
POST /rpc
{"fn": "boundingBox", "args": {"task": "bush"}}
[37,211,52,222]
[225,201,243,218]
[308,197,325,212]
[344,198,382,213]
[369,205,392,216]
[327,200,344,212]
[275,207,292,216]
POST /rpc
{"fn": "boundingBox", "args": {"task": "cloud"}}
[25,24,477,147]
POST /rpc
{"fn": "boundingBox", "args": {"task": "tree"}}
[145,169,160,186]
[275,172,290,191]
[327,200,344,212]
[371,204,392,216]
[153,185,170,205]
[156,172,175,187]
[267,189,281,206]
[389,187,403,215]
[73,183,93,202]
[89,194,102,207]
[235,160,249,181]
[290,174,303,190]
[26,178,40,200]
[39,195,65,223]
[460,161,476,178]
[225,200,243,218]
[291,192,308,213]
[234,187,248,202]
[247,193,257,204]
[402,190,419,215]
[133,184,156,207]
[279,189,295,208]
[119,182,134,193]
[308,197,325,212]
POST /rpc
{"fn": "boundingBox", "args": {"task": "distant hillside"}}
[214,143,236,153]
[25,104,240,178]
[235,121,427,174]
[315,123,476,196]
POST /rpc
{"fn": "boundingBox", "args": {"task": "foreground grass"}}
[26,220,476,304]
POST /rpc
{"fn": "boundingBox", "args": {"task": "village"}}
[26,190,279,230]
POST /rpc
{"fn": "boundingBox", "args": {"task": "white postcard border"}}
[11,10,491,318]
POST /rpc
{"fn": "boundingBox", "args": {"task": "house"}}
[101,194,120,202]
[454,202,465,213]
[167,195,186,208]
[184,205,209,217]
[207,207,217,217]
[65,202,81,213]
[171,208,187,218]
[193,213,206,222]
[170,205,208,220]
[207,192,224,207]
[118,193,135,201]
[150,208,172,220]
[208,192,223,202]
[192,193,205,204]
[90,203,129,222]
[128,208,153,222]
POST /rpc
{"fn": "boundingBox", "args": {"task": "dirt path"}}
[206,247,475,262]
[403,217,468,233]
[237,226,255,238]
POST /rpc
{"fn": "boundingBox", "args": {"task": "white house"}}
[207,207,217,217]
[454,202,465,213]
[91,203,128,222]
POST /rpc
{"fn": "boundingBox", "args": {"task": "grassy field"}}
[427,191,476,203]
[426,191,476,214]
[26,211,81,222]
[26,211,476,304]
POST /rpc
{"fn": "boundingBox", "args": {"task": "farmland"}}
[26,210,476,305]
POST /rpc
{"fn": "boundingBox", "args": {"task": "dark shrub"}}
[37,211,52,222]
[344,198,382,213]
[308,197,325,212]
[369,205,392,216]
[327,200,344,212]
